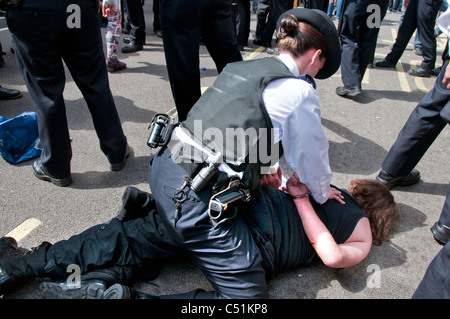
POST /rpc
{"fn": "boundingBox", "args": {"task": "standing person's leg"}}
[7,2,72,183]
[159,0,203,121]
[377,61,449,187]
[203,0,242,73]
[62,4,128,168]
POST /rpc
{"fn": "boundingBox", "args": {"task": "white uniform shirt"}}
[263,54,332,204]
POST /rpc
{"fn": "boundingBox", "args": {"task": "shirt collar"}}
[277,53,317,89]
[277,53,300,77]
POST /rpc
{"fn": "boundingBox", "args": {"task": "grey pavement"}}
[0,5,449,300]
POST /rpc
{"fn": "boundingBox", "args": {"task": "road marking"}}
[5,218,43,242]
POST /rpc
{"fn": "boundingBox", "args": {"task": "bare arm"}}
[286,174,372,268]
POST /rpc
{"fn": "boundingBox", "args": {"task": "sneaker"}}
[106,57,127,72]
[40,280,108,299]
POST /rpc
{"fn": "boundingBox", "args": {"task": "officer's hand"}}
[328,187,345,205]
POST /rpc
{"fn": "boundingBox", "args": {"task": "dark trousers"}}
[147,147,269,298]
[260,0,294,46]
[159,0,242,122]
[340,0,389,87]
[413,239,450,298]
[6,0,127,178]
[44,147,269,299]
[381,60,449,177]
[124,0,146,44]
[385,0,443,70]
[236,0,251,47]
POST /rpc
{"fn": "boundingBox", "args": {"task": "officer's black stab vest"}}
[182,57,297,191]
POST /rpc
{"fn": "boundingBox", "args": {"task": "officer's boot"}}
[39,266,127,299]
[40,263,161,299]
[102,283,159,299]
[116,186,156,222]
[0,240,51,295]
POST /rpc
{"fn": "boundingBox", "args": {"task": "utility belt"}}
[147,114,251,226]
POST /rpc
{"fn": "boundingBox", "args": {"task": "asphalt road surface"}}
[0,4,449,302]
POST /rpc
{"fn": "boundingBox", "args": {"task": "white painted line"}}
[5,218,43,242]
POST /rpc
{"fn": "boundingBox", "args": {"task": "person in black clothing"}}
[336,0,389,97]
[121,0,146,53]
[159,0,243,122]
[0,175,398,299]
[5,0,129,187]
[375,0,443,77]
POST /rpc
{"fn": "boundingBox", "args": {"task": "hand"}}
[403,0,410,8]
[328,187,345,204]
[443,64,450,89]
[260,165,282,189]
[283,173,310,198]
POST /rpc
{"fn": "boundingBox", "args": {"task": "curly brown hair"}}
[348,179,399,246]
[277,14,327,60]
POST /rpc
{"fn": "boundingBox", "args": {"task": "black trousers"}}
[385,0,443,70]
[44,147,270,298]
[413,239,450,298]
[260,0,294,46]
[381,60,449,177]
[124,0,146,44]
[159,0,242,122]
[6,0,128,178]
[339,0,389,87]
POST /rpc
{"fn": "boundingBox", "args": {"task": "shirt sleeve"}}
[280,83,332,204]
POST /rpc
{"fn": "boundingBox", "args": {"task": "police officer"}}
[6,0,129,186]
[159,0,243,122]
[336,0,389,97]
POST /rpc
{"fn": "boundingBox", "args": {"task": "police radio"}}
[147,113,175,148]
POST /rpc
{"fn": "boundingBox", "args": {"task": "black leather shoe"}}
[109,145,131,171]
[430,222,450,246]
[375,59,396,68]
[336,86,362,97]
[32,159,73,187]
[376,169,420,189]
[0,237,29,259]
[123,37,146,45]
[121,42,143,53]
[408,67,432,77]
[116,186,156,222]
[103,283,158,299]
[0,86,22,100]
[40,279,108,299]
[252,39,270,47]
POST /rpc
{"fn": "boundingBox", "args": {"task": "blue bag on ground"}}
[0,111,42,164]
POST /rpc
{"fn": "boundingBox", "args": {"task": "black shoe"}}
[102,283,158,299]
[376,169,421,189]
[252,39,270,47]
[40,280,108,299]
[0,241,51,295]
[116,186,156,222]
[375,59,396,68]
[123,37,146,45]
[0,86,22,100]
[408,67,432,77]
[336,86,362,97]
[121,43,143,53]
[430,222,450,246]
[432,66,442,76]
[109,146,131,171]
[32,159,73,187]
[0,237,29,259]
